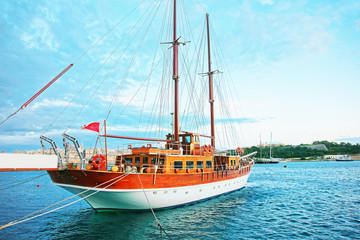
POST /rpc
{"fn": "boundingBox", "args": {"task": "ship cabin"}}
[110,132,242,174]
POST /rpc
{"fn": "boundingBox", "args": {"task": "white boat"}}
[336,156,353,161]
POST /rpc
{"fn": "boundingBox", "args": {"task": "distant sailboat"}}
[256,132,279,164]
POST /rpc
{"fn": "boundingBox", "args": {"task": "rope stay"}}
[0,173,48,191]
[0,173,130,231]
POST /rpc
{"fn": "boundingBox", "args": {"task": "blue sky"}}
[1,0,359,152]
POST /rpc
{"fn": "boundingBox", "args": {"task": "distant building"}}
[302,144,328,151]
[256,143,285,147]
[350,155,360,160]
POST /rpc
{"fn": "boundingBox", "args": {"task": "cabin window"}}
[206,160,212,169]
[197,161,203,169]
[194,135,199,142]
[159,159,165,166]
[186,161,194,169]
[124,158,132,164]
[185,136,191,143]
[174,161,183,170]
[135,157,140,164]
[151,158,157,164]
[143,157,148,164]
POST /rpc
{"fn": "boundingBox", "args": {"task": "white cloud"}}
[259,0,275,5]
[21,18,59,51]
[32,98,81,109]
[0,131,39,145]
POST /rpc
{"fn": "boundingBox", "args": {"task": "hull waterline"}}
[55,173,250,210]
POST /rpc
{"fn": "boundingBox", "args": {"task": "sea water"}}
[0,161,359,239]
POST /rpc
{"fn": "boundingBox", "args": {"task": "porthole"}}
[164,191,168,194]
[153,191,157,195]
[185,191,189,194]
[173,190,177,193]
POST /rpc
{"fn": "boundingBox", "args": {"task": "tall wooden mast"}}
[173,0,180,147]
[206,13,215,148]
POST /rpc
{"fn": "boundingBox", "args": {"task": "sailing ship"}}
[38,1,257,211]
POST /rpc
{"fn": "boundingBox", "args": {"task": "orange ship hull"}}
[47,164,253,210]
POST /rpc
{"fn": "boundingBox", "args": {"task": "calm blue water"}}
[0,161,359,239]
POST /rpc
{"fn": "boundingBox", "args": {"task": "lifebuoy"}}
[237,147,242,154]
[208,145,214,152]
[93,154,106,169]
[203,145,207,152]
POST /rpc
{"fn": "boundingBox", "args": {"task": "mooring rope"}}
[0,172,130,230]
[0,173,48,191]
[136,173,173,240]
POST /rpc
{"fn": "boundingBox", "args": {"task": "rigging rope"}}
[209,19,252,147]
[105,0,163,123]
[65,2,159,133]
[136,0,171,137]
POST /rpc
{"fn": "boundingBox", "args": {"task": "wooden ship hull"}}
[48,164,253,210]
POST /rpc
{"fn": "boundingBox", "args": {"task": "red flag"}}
[81,122,100,133]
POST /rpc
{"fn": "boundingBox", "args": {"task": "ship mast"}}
[206,13,215,148]
[173,0,180,147]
